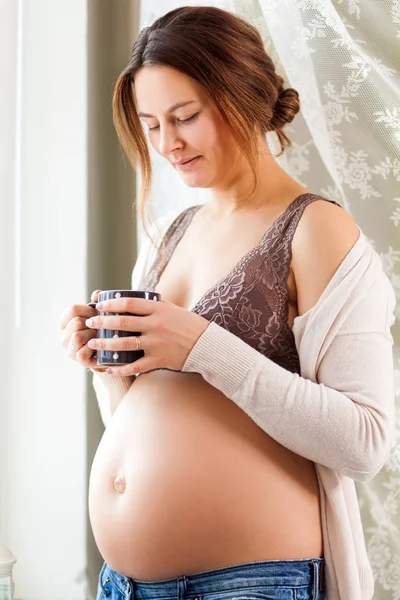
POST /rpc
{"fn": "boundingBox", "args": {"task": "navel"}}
[113,475,126,494]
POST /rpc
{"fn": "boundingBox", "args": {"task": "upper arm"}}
[291,200,361,317]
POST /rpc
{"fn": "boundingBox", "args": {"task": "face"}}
[134,65,244,189]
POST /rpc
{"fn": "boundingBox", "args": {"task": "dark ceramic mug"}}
[87,289,161,366]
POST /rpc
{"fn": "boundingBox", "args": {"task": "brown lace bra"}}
[141,193,339,374]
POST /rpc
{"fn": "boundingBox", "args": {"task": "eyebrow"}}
[138,100,197,118]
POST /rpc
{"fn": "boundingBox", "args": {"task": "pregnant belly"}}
[88,370,323,581]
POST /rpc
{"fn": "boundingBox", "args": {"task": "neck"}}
[208,139,301,216]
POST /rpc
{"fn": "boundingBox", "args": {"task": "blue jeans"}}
[96,558,326,600]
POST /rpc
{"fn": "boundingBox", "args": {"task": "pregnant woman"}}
[59,7,396,600]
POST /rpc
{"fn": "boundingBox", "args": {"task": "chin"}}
[179,174,213,189]
[182,179,206,189]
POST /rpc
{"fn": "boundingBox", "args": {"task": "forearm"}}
[182,322,395,481]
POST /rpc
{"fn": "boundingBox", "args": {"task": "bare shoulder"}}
[291,199,360,316]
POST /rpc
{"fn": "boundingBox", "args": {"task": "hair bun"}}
[271,87,300,129]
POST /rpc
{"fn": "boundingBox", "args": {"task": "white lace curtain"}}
[140,1,400,598]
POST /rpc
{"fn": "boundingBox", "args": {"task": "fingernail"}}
[87,339,96,348]
[86,318,93,327]
[106,368,113,374]
[96,302,103,310]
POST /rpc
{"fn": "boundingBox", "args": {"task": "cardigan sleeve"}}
[90,211,179,426]
[90,252,147,426]
[182,272,396,482]
[90,231,154,426]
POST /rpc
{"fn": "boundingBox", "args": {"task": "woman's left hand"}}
[86,297,210,376]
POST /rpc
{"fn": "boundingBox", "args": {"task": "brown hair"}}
[112,6,300,232]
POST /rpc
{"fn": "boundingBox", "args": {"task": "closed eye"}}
[148,113,200,132]
[178,112,199,125]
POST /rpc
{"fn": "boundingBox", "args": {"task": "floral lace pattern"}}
[140,1,400,597]
[142,194,336,374]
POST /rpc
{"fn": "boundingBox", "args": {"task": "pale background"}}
[0,1,399,599]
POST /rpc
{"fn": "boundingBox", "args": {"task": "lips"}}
[175,156,200,165]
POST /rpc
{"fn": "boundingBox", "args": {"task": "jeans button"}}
[103,576,111,597]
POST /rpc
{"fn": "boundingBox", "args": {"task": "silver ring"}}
[135,336,141,351]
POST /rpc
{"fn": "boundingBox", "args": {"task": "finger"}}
[96,297,160,316]
[87,334,149,352]
[86,355,103,370]
[61,315,96,349]
[67,316,89,335]
[91,290,102,302]
[75,342,97,365]
[106,356,158,377]
[58,303,99,331]
[85,315,148,332]
[69,329,96,355]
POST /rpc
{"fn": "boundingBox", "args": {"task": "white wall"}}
[0,0,18,589]
[1,1,88,598]
[0,1,138,599]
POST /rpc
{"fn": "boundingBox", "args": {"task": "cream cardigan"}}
[92,211,396,600]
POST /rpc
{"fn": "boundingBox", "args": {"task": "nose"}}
[158,124,183,157]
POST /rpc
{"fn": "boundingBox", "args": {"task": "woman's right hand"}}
[58,290,107,373]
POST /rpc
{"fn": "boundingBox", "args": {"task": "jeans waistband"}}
[102,557,325,599]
